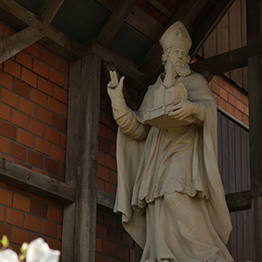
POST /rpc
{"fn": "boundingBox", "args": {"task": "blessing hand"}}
[107,70,125,100]
[168,100,196,120]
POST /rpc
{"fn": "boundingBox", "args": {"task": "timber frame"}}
[0,0,261,261]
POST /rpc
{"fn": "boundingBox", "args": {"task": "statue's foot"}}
[208,254,227,262]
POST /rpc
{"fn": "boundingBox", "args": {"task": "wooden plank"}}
[190,0,237,57]
[0,26,43,64]
[247,0,262,260]
[38,0,65,26]
[82,40,148,89]
[226,190,251,212]
[203,27,217,58]
[0,0,81,60]
[190,39,262,75]
[96,0,137,46]
[139,0,209,76]
[74,54,101,262]
[0,158,76,203]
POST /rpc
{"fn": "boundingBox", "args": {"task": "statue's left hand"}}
[107,70,125,100]
[168,100,196,120]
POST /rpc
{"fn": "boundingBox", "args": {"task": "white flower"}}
[26,238,60,262]
[0,249,19,262]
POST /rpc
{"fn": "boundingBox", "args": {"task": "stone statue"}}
[107,21,233,262]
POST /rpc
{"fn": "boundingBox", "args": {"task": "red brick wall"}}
[0,21,68,251]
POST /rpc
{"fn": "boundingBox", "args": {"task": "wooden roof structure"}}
[0,0,261,261]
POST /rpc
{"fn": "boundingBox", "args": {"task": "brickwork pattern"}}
[96,207,135,262]
[0,21,69,181]
[211,75,249,127]
[0,181,63,253]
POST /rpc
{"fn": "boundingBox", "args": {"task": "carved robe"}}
[113,72,233,262]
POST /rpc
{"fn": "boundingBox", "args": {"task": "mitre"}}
[159,21,192,54]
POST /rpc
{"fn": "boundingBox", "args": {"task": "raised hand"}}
[107,70,125,100]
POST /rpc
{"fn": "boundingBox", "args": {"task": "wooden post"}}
[62,55,101,262]
[246,0,262,261]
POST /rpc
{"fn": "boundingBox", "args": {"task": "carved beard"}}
[174,59,191,77]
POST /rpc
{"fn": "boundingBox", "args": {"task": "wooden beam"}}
[247,0,262,261]
[139,0,209,76]
[226,190,251,212]
[0,0,81,60]
[82,40,148,89]
[38,0,65,26]
[190,0,237,57]
[96,0,137,46]
[0,27,43,64]
[74,54,101,262]
[190,40,262,75]
[0,158,76,204]
[97,190,115,210]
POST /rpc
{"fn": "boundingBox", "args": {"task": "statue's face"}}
[168,49,188,66]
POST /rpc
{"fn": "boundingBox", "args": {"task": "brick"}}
[0,153,14,162]
[103,241,116,257]
[1,88,18,108]
[217,97,226,110]
[95,253,107,262]
[11,227,29,245]
[13,193,30,212]
[12,110,28,129]
[234,109,242,121]
[61,133,66,148]
[21,67,37,87]
[57,225,62,240]
[98,151,104,165]
[243,105,249,116]
[0,223,11,239]
[10,142,27,161]
[5,27,15,38]
[111,143,116,157]
[45,127,60,145]
[19,97,36,117]
[242,95,249,106]
[4,60,21,78]
[48,97,63,116]
[30,200,47,218]
[0,71,13,89]
[8,184,24,194]
[211,82,219,95]
[26,192,42,201]
[50,68,64,87]
[219,88,228,101]
[96,238,102,252]
[0,22,4,37]
[108,227,121,243]
[106,128,116,142]
[6,207,24,227]
[97,179,104,191]
[56,57,69,75]
[28,150,43,168]
[217,76,226,88]
[233,89,241,100]
[116,246,129,261]
[64,77,69,90]
[44,157,60,175]
[42,220,57,238]
[33,59,49,78]
[48,206,63,224]
[99,124,106,138]
[52,114,67,133]
[32,167,49,176]
[105,183,117,196]
[38,77,54,96]
[54,86,68,104]
[17,129,34,148]
[0,120,16,140]
[96,223,107,239]
[31,88,47,107]
[24,214,41,232]
[225,82,234,95]
[25,44,39,57]
[0,103,11,121]
[225,103,234,116]
[13,78,31,99]
[99,137,111,154]
[0,188,12,206]
[130,250,135,262]
[0,136,9,154]
[110,171,117,185]
[60,163,65,178]
[98,165,110,181]
[47,239,62,251]
[37,106,52,125]
[122,231,133,247]
[35,136,51,155]
[236,100,244,112]
[16,52,32,69]
[228,94,236,106]
[40,48,56,67]
[15,160,31,169]
[104,212,117,227]
[0,205,4,221]
[105,154,117,171]
[29,233,45,242]
[242,114,249,126]
[29,118,45,136]
[51,144,65,162]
